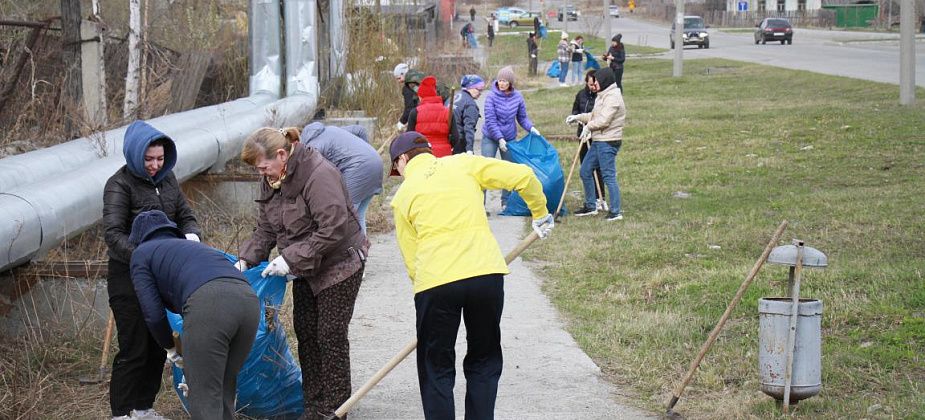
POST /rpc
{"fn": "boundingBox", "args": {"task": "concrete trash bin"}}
[758,297,823,402]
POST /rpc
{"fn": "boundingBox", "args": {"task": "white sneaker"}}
[131,409,169,420]
[112,416,132,420]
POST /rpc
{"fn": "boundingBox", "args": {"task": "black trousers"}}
[107,259,166,417]
[414,274,505,420]
[529,57,538,76]
[614,67,624,91]
[578,140,605,200]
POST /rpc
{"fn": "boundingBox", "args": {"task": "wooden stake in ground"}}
[326,231,543,420]
[78,311,115,385]
[782,239,805,414]
[665,220,788,414]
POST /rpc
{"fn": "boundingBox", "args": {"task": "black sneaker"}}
[606,212,624,221]
[574,206,598,217]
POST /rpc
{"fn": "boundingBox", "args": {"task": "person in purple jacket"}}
[481,66,542,209]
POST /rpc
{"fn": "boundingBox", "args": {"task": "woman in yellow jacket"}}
[388,131,554,420]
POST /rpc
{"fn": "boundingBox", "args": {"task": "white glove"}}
[166,347,184,369]
[531,54,537,58]
[565,115,579,126]
[499,139,508,152]
[580,125,592,142]
[532,213,555,239]
[184,233,200,242]
[530,127,541,136]
[234,259,249,272]
[466,150,473,155]
[261,255,290,278]
[394,122,406,130]
[178,375,189,397]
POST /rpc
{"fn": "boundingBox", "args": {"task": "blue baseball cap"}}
[389,131,431,176]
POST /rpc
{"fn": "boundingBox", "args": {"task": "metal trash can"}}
[758,297,823,402]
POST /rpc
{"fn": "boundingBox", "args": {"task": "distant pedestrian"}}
[527,32,539,76]
[604,34,626,91]
[533,16,541,37]
[569,35,585,85]
[557,32,571,86]
[407,76,459,157]
[565,68,626,221]
[395,64,424,129]
[387,131,554,420]
[453,74,486,154]
[482,66,542,210]
[299,122,384,234]
[570,69,606,211]
[487,17,495,47]
[129,210,259,420]
[470,6,476,21]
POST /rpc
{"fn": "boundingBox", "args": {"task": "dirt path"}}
[345,193,653,419]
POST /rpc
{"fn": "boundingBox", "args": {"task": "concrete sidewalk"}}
[345,195,653,419]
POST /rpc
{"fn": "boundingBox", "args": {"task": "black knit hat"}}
[129,210,182,246]
[612,34,622,42]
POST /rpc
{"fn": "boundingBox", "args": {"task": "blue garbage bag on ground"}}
[168,253,303,420]
[500,132,566,217]
[539,24,548,39]
[546,61,560,78]
[467,32,479,48]
[584,50,601,70]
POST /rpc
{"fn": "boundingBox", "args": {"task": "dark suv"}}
[755,18,793,45]
[670,16,710,49]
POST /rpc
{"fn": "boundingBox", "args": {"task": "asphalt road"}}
[549,14,925,87]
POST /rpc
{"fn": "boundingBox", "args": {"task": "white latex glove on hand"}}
[498,139,508,153]
[530,127,541,136]
[565,115,579,126]
[466,150,473,155]
[184,233,200,242]
[262,255,290,278]
[178,375,189,397]
[394,122,406,130]
[532,213,555,239]
[234,260,249,272]
[580,125,592,142]
[166,347,184,369]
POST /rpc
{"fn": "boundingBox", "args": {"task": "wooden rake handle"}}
[331,231,542,419]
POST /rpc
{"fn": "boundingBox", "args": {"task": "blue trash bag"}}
[168,253,303,420]
[500,132,566,217]
[546,61,560,78]
[584,50,601,70]
[467,32,479,48]
[538,24,548,39]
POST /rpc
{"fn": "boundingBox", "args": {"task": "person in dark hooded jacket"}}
[129,210,259,420]
[453,74,486,154]
[103,120,201,419]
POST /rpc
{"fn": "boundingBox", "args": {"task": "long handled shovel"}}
[554,135,588,218]
[326,231,543,420]
[79,310,115,385]
[665,220,788,415]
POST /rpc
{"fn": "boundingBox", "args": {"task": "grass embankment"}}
[519,59,925,418]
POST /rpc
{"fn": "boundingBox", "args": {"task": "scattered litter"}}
[675,140,682,143]
[867,404,883,414]
[685,253,704,259]
[672,191,691,199]
[745,153,757,158]
[841,125,852,130]
[800,145,814,151]
[739,130,750,134]
[708,245,721,250]
[696,146,706,150]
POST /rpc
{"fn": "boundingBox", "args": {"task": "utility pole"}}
[899,0,916,104]
[673,0,684,77]
[603,0,612,41]
[124,0,141,119]
[60,0,82,135]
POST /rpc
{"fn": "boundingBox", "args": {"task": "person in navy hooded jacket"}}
[129,210,259,420]
[103,120,201,420]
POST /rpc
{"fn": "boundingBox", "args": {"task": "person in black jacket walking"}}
[527,32,539,76]
[129,210,259,420]
[103,120,202,420]
[604,34,626,91]
[570,70,605,210]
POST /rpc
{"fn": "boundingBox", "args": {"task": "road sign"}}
[738,1,748,11]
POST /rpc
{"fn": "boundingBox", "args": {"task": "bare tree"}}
[123,0,142,119]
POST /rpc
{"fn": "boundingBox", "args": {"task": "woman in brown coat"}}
[236,127,368,420]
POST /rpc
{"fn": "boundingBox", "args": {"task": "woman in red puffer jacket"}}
[406,76,459,157]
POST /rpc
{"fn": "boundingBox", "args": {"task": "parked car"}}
[609,5,621,18]
[755,18,793,45]
[557,5,580,21]
[508,11,543,28]
[670,15,710,49]
[495,7,527,25]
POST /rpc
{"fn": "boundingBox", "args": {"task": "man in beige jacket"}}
[566,67,626,221]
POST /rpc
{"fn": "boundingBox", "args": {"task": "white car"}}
[609,5,620,18]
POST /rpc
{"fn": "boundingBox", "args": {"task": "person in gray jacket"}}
[300,122,384,234]
[453,74,486,154]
